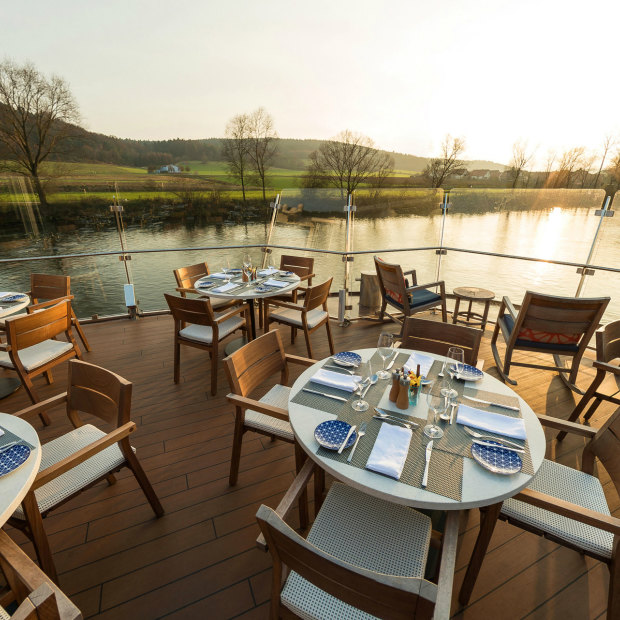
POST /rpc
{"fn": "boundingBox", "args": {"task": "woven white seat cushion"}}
[270,307,327,329]
[0,311,28,327]
[13,424,131,519]
[0,606,9,620]
[0,340,74,372]
[244,384,293,440]
[281,482,432,620]
[179,315,244,344]
[502,459,613,559]
[210,296,233,310]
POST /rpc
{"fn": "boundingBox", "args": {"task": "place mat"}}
[0,426,35,451]
[461,387,521,417]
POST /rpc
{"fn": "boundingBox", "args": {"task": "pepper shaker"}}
[396,377,410,410]
[389,370,400,402]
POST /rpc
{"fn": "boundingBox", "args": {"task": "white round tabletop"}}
[0,292,29,319]
[288,348,546,511]
[0,413,41,526]
[194,272,300,301]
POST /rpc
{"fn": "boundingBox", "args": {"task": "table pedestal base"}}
[0,378,21,399]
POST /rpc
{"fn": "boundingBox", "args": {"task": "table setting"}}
[0,292,30,318]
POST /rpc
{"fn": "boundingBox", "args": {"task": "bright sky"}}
[4,0,619,166]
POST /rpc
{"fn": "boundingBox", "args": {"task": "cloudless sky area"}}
[3,0,618,166]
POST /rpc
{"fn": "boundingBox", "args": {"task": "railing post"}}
[261,193,280,268]
[339,193,356,326]
[435,189,450,284]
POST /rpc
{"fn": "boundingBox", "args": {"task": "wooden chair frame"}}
[401,317,483,366]
[263,279,334,359]
[374,256,448,327]
[0,529,82,619]
[459,410,620,615]
[256,462,460,620]
[165,293,251,395]
[491,292,610,393]
[173,262,237,311]
[8,360,164,582]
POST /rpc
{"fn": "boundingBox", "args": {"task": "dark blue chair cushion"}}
[386,289,442,311]
[502,314,580,352]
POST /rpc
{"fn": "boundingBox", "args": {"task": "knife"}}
[421,440,433,488]
[462,394,520,411]
[302,388,348,402]
[471,439,525,453]
[386,358,396,370]
[338,424,357,454]
[375,407,416,422]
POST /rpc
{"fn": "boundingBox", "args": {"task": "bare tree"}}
[423,135,466,188]
[542,150,556,187]
[305,130,394,196]
[508,140,533,188]
[576,152,596,188]
[607,150,620,185]
[553,147,585,188]
[247,107,278,201]
[222,113,251,201]
[0,60,80,208]
[593,134,615,189]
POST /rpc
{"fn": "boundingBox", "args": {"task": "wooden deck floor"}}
[0,312,617,619]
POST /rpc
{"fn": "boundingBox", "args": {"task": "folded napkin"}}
[457,405,527,440]
[258,267,279,276]
[310,368,360,392]
[366,423,413,479]
[263,278,290,288]
[211,282,239,294]
[209,273,230,280]
[403,352,434,376]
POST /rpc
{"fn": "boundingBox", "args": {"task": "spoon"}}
[360,374,378,398]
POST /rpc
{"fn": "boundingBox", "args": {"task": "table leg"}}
[224,298,256,355]
[248,298,256,339]
[452,298,461,324]
[0,377,21,399]
[481,300,491,332]
[466,299,473,322]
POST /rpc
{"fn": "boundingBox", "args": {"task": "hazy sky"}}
[4,0,619,165]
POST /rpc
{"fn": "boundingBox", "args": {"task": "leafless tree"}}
[607,150,620,185]
[576,152,596,188]
[305,130,394,196]
[222,113,251,201]
[0,60,80,208]
[593,134,615,189]
[247,107,278,201]
[542,150,556,187]
[553,147,585,188]
[508,140,533,188]
[423,135,466,188]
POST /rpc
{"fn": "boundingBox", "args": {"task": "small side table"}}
[452,287,495,331]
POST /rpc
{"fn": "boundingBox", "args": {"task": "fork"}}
[347,422,366,462]
[463,426,525,450]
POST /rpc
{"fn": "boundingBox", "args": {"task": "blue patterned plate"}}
[471,441,522,475]
[0,444,31,477]
[0,294,28,302]
[314,420,357,451]
[255,285,274,293]
[458,364,483,382]
[332,351,361,368]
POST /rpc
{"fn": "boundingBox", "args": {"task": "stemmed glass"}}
[351,360,372,412]
[423,381,447,439]
[221,258,231,283]
[446,347,465,382]
[376,332,394,380]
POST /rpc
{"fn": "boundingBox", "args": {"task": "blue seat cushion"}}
[502,314,580,352]
[386,289,442,311]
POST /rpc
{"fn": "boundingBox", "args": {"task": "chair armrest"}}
[226,393,289,422]
[26,295,74,313]
[264,299,303,312]
[285,354,317,367]
[535,414,597,438]
[298,273,315,282]
[214,303,249,323]
[0,342,8,352]
[593,360,620,375]
[406,280,444,293]
[175,286,195,294]
[502,296,518,321]
[33,422,136,489]
[403,268,416,277]
[514,488,620,535]
[12,393,68,419]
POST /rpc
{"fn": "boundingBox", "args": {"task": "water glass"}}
[351,360,372,412]
[446,346,465,381]
[423,381,446,439]
[376,332,394,379]
[439,377,455,421]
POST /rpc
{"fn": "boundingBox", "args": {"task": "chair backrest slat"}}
[304,278,332,312]
[599,320,620,363]
[6,301,72,350]
[30,274,70,303]
[174,263,210,292]
[164,294,215,326]
[279,255,314,280]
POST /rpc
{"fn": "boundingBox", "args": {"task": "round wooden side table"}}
[452,286,495,331]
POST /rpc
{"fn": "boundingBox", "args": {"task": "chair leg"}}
[124,449,164,517]
[314,467,325,517]
[554,354,585,395]
[105,474,116,486]
[291,326,297,344]
[210,345,218,396]
[294,442,309,531]
[440,299,448,322]
[490,324,517,386]
[558,369,605,440]
[20,377,51,426]
[72,311,91,352]
[44,370,53,385]
[303,328,313,359]
[20,492,58,584]
[608,550,620,619]
[325,320,335,355]
[229,411,245,486]
[173,341,180,384]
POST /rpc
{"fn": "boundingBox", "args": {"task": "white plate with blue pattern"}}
[458,364,484,382]
[471,441,522,475]
[314,420,357,451]
[0,444,31,477]
[0,293,28,302]
[332,351,361,368]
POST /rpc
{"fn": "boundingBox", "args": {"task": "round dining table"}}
[0,292,30,399]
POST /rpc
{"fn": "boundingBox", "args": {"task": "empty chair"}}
[164,293,251,395]
[374,256,448,326]
[277,254,315,303]
[491,291,609,392]
[401,317,483,366]
[8,359,164,582]
[173,262,237,311]
[0,529,82,619]
[263,278,334,359]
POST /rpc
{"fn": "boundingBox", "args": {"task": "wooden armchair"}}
[491,291,610,393]
[164,293,251,395]
[0,529,82,619]
[263,278,334,359]
[8,359,164,583]
[257,465,459,619]
[401,317,483,366]
[374,256,447,326]
[173,262,237,311]
[459,408,620,616]
[0,300,81,421]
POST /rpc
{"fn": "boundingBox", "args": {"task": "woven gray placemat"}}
[461,387,521,417]
[0,426,35,450]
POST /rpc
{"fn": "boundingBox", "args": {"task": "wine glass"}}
[439,376,455,421]
[446,346,465,382]
[221,258,231,283]
[376,332,394,380]
[423,381,446,439]
[351,360,372,412]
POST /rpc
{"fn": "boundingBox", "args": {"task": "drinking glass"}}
[445,346,465,383]
[376,332,394,379]
[242,253,252,271]
[439,377,455,421]
[351,360,372,412]
[221,258,231,283]
[424,381,446,439]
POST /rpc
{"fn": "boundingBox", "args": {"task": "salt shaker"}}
[396,377,410,410]
[389,370,400,402]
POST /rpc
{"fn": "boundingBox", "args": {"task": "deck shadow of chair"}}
[0,300,82,425]
[459,407,620,617]
[263,278,334,359]
[164,293,251,396]
[374,256,447,329]
[8,359,164,583]
[223,329,316,528]
[256,467,460,620]
[173,262,238,312]
[401,317,483,367]
[0,529,82,619]
[490,291,610,394]
[557,319,620,440]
